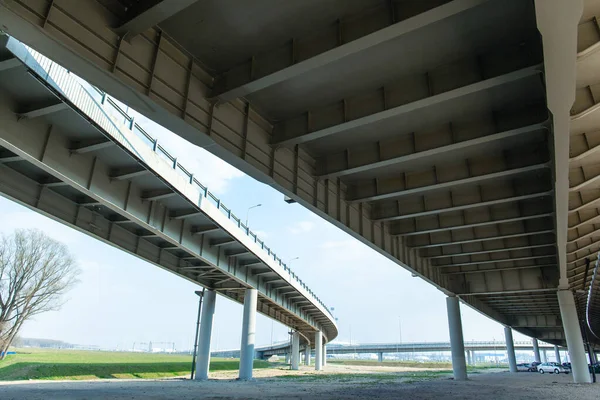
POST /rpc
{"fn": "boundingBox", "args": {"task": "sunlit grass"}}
[0,348,270,380]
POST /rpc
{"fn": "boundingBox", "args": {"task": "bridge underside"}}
[2,0,600,348]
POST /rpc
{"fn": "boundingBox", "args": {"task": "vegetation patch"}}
[0,349,269,381]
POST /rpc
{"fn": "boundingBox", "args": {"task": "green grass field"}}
[0,348,270,381]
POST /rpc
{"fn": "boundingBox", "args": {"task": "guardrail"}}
[8,36,334,320]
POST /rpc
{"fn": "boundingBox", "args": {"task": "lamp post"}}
[245,203,262,227]
[287,256,299,268]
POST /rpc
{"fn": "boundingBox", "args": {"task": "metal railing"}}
[8,37,334,320]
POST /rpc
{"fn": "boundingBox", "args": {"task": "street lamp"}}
[287,256,299,267]
[245,203,262,227]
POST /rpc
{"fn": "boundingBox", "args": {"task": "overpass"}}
[213,340,562,364]
[1,0,600,384]
[0,36,336,379]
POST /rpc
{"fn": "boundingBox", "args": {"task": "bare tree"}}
[0,229,79,359]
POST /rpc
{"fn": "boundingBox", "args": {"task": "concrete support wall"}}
[532,338,541,363]
[557,290,591,383]
[504,327,517,373]
[195,289,216,380]
[239,289,258,380]
[291,332,300,370]
[315,332,323,371]
[446,296,467,381]
[554,345,561,364]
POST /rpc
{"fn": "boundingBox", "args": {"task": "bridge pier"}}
[322,344,327,367]
[557,289,591,383]
[304,346,310,365]
[532,338,541,363]
[195,289,216,381]
[554,345,561,364]
[446,296,467,381]
[291,332,300,370]
[315,332,323,371]
[542,349,547,363]
[465,350,472,366]
[378,352,383,363]
[504,327,517,373]
[239,289,257,381]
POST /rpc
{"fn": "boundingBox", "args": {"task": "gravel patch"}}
[0,365,597,399]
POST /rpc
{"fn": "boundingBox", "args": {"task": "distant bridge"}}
[212,340,558,360]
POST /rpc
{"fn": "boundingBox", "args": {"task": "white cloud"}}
[288,221,315,235]
[130,111,244,195]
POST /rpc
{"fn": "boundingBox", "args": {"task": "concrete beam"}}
[191,225,221,235]
[141,188,177,201]
[69,138,115,154]
[109,166,151,180]
[115,0,200,39]
[18,102,68,119]
[214,0,488,103]
[0,56,21,72]
[348,163,548,203]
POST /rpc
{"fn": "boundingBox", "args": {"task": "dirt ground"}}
[1,363,598,399]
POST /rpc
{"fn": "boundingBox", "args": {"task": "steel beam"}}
[69,138,115,154]
[110,166,151,180]
[0,56,20,72]
[18,102,68,119]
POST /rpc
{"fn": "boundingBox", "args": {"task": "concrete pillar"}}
[315,331,323,371]
[446,296,467,381]
[557,289,592,383]
[554,345,561,364]
[291,332,300,370]
[304,346,310,366]
[542,349,547,363]
[378,352,383,363]
[532,338,541,363]
[322,344,327,367]
[239,288,257,381]
[195,289,216,381]
[471,351,476,365]
[504,327,517,373]
[467,350,473,366]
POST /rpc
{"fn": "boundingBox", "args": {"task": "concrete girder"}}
[0,56,20,72]
[273,65,543,147]
[18,102,68,119]
[317,121,547,180]
[443,263,556,275]
[109,166,151,180]
[213,0,490,103]
[435,253,556,268]
[390,198,553,236]
[190,225,221,235]
[115,0,201,39]
[346,159,549,204]
[209,238,236,247]
[422,233,556,258]
[69,138,115,154]
[141,188,177,201]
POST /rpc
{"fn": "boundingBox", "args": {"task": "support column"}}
[195,289,216,381]
[542,349,547,363]
[557,289,591,383]
[532,338,541,363]
[471,351,476,365]
[378,352,383,363]
[322,343,327,367]
[446,296,467,381]
[315,331,323,371]
[239,288,257,381]
[304,346,310,365]
[291,332,300,370]
[554,345,561,364]
[504,326,517,373]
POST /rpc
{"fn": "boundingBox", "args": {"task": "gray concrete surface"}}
[1,372,597,400]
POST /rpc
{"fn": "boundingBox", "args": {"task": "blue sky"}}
[0,108,534,352]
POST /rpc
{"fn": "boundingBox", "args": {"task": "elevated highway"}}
[0,0,599,383]
[213,340,559,362]
[0,36,336,379]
